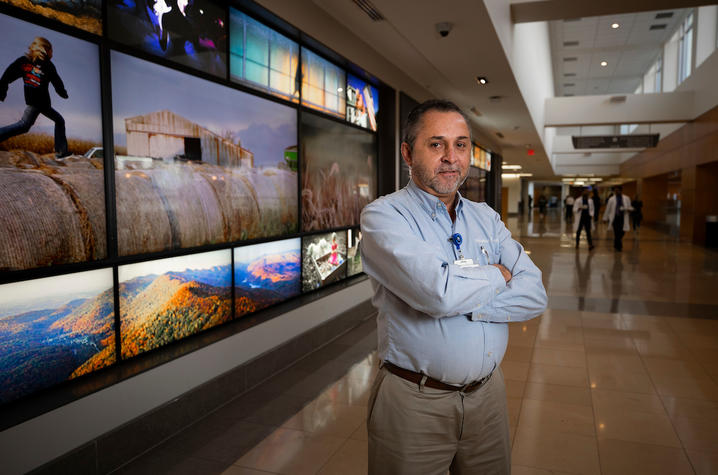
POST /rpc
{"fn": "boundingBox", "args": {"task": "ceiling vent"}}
[489,95,503,103]
[563,41,579,47]
[351,0,385,21]
[564,93,574,96]
[563,57,578,62]
[655,12,674,19]
[650,24,667,30]
[563,83,575,87]
[496,132,505,139]
[564,73,577,77]
[469,106,482,117]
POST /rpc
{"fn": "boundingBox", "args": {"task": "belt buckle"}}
[461,373,490,394]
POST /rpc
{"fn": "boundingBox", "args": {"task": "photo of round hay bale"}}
[0,167,87,269]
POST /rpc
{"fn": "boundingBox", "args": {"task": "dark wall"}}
[377,84,397,197]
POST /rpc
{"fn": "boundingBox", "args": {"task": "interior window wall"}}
[301,48,346,118]
[229,9,299,102]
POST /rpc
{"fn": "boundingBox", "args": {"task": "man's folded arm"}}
[471,210,547,323]
[361,203,507,319]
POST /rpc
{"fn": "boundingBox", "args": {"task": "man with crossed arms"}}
[361,100,547,474]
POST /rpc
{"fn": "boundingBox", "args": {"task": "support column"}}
[680,166,697,242]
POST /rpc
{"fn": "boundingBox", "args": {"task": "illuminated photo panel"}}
[108,0,227,78]
[301,48,345,118]
[0,0,102,35]
[233,238,300,318]
[0,268,115,404]
[301,112,376,231]
[346,74,378,131]
[229,8,299,102]
[302,231,347,291]
[0,13,106,271]
[119,249,232,359]
[112,51,298,256]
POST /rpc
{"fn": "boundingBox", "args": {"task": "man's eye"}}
[430,142,442,148]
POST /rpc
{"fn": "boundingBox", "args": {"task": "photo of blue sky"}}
[0,13,102,143]
[111,51,297,168]
[347,74,379,115]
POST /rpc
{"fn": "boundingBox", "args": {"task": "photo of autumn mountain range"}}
[0,269,115,404]
[234,239,301,317]
[119,250,232,358]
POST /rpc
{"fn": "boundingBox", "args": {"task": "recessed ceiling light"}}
[476,76,488,85]
[611,23,620,29]
[600,61,608,67]
[337,87,343,92]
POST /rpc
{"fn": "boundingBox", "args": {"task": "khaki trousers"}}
[367,366,510,475]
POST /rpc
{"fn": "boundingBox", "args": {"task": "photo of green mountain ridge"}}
[119,251,232,359]
[0,269,115,404]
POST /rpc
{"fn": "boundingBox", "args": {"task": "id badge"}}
[454,258,478,268]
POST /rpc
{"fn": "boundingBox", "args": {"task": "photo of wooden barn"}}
[124,110,254,168]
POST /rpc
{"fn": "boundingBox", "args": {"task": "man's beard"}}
[412,164,468,195]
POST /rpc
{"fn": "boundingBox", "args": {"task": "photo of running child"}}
[0,36,69,158]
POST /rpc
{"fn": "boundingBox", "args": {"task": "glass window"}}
[301,48,346,117]
[678,11,694,84]
[229,9,299,102]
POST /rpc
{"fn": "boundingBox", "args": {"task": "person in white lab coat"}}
[573,188,594,250]
[603,186,633,251]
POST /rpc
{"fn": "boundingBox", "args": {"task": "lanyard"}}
[449,233,464,259]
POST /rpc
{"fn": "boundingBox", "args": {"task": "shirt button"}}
[495,289,500,294]
[487,352,493,356]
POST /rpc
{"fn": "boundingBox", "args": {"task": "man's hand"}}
[491,263,512,283]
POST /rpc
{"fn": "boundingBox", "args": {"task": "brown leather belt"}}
[383,361,492,394]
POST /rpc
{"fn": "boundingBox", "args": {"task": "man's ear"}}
[400,142,412,168]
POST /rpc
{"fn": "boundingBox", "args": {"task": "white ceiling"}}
[551,9,688,97]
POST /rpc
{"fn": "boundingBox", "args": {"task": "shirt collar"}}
[406,179,464,219]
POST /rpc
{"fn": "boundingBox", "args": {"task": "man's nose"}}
[442,145,457,163]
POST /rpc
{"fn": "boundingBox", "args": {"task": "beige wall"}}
[620,104,718,244]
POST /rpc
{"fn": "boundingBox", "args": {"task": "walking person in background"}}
[537,194,547,216]
[603,186,633,252]
[573,188,594,250]
[631,194,643,236]
[565,194,575,221]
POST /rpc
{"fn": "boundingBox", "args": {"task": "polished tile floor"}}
[116,209,718,474]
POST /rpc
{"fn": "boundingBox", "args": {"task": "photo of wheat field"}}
[0,269,115,404]
[301,112,376,232]
[0,13,105,271]
[0,0,102,35]
[119,250,232,359]
[234,239,300,318]
[112,52,298,257]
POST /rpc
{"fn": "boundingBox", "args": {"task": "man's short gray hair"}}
[402,99,473,151]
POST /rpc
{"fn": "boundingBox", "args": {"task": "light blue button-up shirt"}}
[360,179,547,385]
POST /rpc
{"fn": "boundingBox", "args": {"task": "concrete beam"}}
[511,0,716,23]
[545,92,694,127]
[553,163,621,175]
